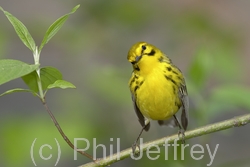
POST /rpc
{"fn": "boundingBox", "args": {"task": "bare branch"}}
[80,114,250,167]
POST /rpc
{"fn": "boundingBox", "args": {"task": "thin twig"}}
[42,100,95,162]
[80,114,250,167]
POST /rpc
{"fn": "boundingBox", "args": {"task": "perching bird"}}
[127,42,189,153]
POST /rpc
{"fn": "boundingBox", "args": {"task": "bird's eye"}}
[141,45,147,50]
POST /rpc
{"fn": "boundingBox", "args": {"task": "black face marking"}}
[147,49,156,56]
[166,66,172,71]
[165,75,177,86]
[134,65,140,71]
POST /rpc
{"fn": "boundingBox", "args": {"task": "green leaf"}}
[188,47,213,89]
[208,85,250,115]
[0,59,39,85]
[213,48,242,82]
[21,70,39,92]
[39,5,80,53]
[47,80,76,89]
[0,6,36,52]
[22,66,63,92]
[40,67,63,90]
[0,88,37,97]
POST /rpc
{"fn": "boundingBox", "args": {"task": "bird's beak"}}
[135,55,142,63]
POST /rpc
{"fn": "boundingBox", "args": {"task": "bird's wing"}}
[131,93,150,131]
[179,81,189,131]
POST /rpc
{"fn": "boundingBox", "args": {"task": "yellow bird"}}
[127,42,189,152]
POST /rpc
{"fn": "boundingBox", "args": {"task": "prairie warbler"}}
[127,42,189,153]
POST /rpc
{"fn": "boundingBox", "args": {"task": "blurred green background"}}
[0,1,250,167]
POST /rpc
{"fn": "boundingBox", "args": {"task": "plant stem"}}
[33,47,44,100]
[80,114,250,167]
[42,100,95,162]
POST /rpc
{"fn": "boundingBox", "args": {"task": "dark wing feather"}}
[132,94,150,131]
[178,81,189,130]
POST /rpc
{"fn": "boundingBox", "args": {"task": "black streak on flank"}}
[165,75,177,86]
[134,85,139,92]
[166,66,172,71]
[158,56,164,62]
[172,85,176,94]
[129,77,135,87]
[139,80,144,86]
[148,49,156,56]
[172,70,178,75]
[177,76,182,81]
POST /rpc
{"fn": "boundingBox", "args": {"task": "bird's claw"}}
[132,141,140,156]
[178,129,186,144]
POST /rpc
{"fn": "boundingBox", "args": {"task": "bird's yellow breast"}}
[130,66,181,120]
